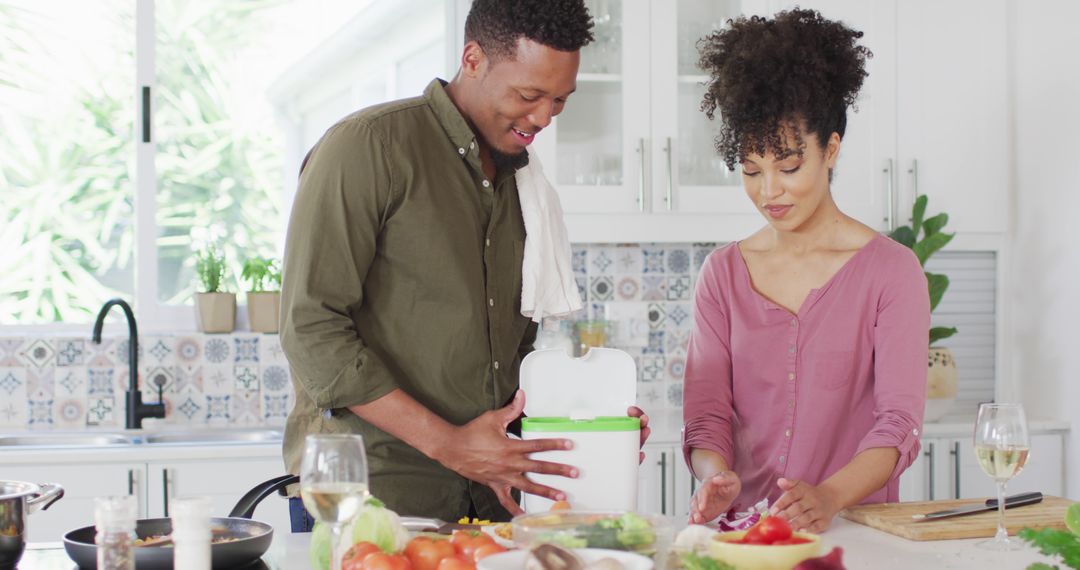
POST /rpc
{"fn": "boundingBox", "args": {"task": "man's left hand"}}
[769,478,841,533]
[628,406,651,464]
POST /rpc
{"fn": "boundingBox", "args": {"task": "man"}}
[280,0,648,525]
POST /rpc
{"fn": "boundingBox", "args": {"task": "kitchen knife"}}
[911,491,1043,521]
[400,516,490,534]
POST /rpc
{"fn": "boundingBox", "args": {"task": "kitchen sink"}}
[140,429,283,445]
[0,433,137,447]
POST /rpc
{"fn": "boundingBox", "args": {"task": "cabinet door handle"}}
[663,137,673,211]
[658,452,668,516]
[128,469,136,496]
[162,468,171,517]
[883,158,895,231]
[637,138,647,212]
[925,442,935,501]
[950,441,961,499]
[908,159,919,198]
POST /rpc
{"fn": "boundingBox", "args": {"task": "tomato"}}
[756,516,793,544]
[437,555,477,570]
[472,543,507,561]
[363,553,413,570]
[742,525,770,545]
[450,530,494,559]
[405,536,458,570]
[342,542,383,570]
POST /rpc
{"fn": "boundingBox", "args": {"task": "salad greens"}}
[1021,504,1080,570]
[680,552,736,570]
[541,513,657,551]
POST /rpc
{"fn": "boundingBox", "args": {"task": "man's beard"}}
[491,147,527,171]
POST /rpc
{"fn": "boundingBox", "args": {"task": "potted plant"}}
[194,244,236,333]
[242,256,281,333]
[890,195,959,422]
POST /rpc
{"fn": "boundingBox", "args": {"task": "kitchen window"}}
[0,0,452,331]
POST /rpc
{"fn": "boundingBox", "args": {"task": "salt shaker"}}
[94,495,136,570]
[172,496,213,570]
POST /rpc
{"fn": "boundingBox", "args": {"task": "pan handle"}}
[27,483,65,513]
[229,474,299,519]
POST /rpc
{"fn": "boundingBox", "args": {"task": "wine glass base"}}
[976,536,1027,551]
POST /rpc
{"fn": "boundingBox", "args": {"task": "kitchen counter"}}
[17,517,1060,569]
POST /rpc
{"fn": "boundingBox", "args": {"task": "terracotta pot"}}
[246,291,280,334]
[925,346,958,422]
[195,292,236,333]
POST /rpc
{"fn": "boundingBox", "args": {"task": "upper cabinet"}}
[454,0,1009,243]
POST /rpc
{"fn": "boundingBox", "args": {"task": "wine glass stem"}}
[995,480,1008,542]
[331,522,343,570]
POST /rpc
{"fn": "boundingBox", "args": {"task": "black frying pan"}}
[62,474,299,570]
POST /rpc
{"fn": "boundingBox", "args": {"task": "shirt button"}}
[788,346,796,354]
[788,372,795,381]
[788,400,794,408]
[493,361,500,370]
[469,141,475,149]
[458,147,465,155]
[913,428,920,436]
[489,298,495,307]
[482,180,491,188]
[779,455,786,464]
[785,429,792,438]
[485,238,491,247]
[790,319,797,327]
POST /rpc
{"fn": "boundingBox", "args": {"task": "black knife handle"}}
[986,491,1043,508]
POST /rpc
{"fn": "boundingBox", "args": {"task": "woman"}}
[682,8,929,533]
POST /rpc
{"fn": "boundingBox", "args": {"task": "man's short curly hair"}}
[465,0,594,61]
[698,8,871,169]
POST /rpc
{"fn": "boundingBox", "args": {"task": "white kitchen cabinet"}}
[899,433,1064,503]
[146,457,292,532]
[6,462,146,542]
[637,442,696,521]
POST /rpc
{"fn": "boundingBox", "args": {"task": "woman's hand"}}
[688,471,742,524]
[770,478,841,533]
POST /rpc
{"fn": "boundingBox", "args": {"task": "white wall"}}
[1011,0,1080,499]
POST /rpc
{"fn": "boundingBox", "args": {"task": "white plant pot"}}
[925,346,958,422]
[195,292,236,334]
[246,291,280,333]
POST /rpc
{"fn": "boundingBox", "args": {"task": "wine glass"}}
[973,403,1030,550]
[300,434,370,570]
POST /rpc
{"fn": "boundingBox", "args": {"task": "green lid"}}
[521,416,641,432]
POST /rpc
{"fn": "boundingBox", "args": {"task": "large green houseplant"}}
[890,195,959,421]
[194,244,236,333]
[242,256,281,333]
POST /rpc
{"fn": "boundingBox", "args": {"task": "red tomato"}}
[405,536,458,570]
[437,555,476,570]
[756,516,793,544]
[342,542,383,570]
[450,530,494,559]
[472,543,507,562]
[742,525,770,545]
[363,553,413,570]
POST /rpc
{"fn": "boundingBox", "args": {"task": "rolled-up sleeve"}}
[682,254,736,476]
[855,248,931,482]
[279,120,400,410]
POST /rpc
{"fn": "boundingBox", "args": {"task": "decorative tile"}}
[665,330,691,356]
[614,245,642,274]
[647,303,667,330]
[693,243,720,272]
[666,382,684,408]
[589,276,614,302]
[144,336,175,365]
[637,385,663,408]
[666,275,692,301]
[173,365,203,393]
[113,338,141,365]
[231,391,261,425]
[259,336,287,364]
[203,337,231,364]
[666,248,691,273]
[26,368,54,397]
[0,368,26,395]
[173,392,204,422]
[262,365,290,392]
[644,331,665,354]
[202,366,234,395]
[85,338,116,366]
[234,336,260,363]
[0,338,25,366]
[54,398,86,429]
[615,276,640,301]
[86,397,116,426]
[0,398,26,427]
[642,276,666,301]
[571,248,587,275]
[667,303,692,329]
[589,247,615,275]
[56,339,86,367]
[176,336,202,363]
[206,395,232,423]
[28,391,54,427]
[87,368,115,396]
[666,356,687,381]
[234,365,260,391]
[20,339,55,369]
[263,393,291,425]
[574,276,587,305]
[55,367,87,396]
[144,367,174,402]
[642,247,665,273]
[641,355,666,383]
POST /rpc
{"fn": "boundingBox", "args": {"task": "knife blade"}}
[911,491,1043,521]
[400,516,490,534]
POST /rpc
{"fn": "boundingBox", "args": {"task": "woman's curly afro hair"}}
[698,8,872,169]
[465,0,595,61]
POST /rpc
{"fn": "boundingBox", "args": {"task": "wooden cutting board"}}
[840,496,1075,541]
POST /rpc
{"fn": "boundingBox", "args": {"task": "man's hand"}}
[432,390,578,515]
[628,406,651,464]
[770,478,841,533]
[688,471,741,524]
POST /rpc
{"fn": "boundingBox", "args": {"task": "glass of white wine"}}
[300,434,370,570]
[973,402,1030,551]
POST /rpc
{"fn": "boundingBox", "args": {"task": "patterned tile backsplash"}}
[0,243,715,431]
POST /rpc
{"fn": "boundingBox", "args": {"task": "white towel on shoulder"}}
[515,148,584,323]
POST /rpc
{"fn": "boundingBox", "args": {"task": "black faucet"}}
[92,298,165,430]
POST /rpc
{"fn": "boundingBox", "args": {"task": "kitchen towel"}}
[515,147,584,322]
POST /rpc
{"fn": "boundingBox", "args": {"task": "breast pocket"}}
[813,350,857,390]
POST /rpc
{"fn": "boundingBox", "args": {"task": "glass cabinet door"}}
[533,0,650,213]
[650,0,769,215]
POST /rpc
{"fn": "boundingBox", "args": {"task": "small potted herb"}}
[194,244,236,333]
[889,195,959,422]
[241,256,281,333]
